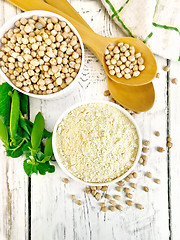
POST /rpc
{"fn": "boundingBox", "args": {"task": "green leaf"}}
[20,115,30,136]
[22,142,31,157]
[6,145,23,158]
[19,93,28,115]
[31,112,44,149]
[25,119,33,128]
[23,159,38,177]
[6,138,26,158]
[25,119,33,135]
[17,126,29,140]
[0,82,12,125]
[40,156,51,163]
[42,128,52,139]
[48,164,55,173]
[10,145,24,158]
[0,118,9,145]
[11,133,22,144]
[37,151,44,161]
[37,162,55,175]
[6,149,12,157]
[10,90,20,139]
[44,136,53,156]
[37,163,47,175]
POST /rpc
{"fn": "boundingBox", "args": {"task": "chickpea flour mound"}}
[56,103,139,183]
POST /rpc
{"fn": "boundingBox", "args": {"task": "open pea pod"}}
[10,90,20,140]
[31,112,45,149]
[0,118,9,145]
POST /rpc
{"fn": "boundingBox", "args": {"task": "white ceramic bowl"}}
[52,101,142,186]
[0,10,84,99]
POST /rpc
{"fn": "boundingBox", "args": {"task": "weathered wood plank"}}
[168,60,180,240]
[0,3,28,240]
[0,0,174,239]
[30,0,170,240]
[0,141,28,240]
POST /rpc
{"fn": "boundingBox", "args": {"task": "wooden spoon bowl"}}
[108,78,155,112]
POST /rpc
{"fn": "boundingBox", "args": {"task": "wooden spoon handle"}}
[44,0,110,59]
[45,0,92,31]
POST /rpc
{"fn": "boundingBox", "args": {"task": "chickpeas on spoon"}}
[8,0,157,87]
[46,0,155,112]
[45,0,155,112]
[44,0,157,86]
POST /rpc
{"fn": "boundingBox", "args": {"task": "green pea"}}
[0,118,9,145]
[44,136,53,156]
[10,90,20,140]
[31,112,44,149]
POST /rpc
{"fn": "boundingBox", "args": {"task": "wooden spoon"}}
[44,0,155,111]
[107,78,155,112]
[7,0,157,87]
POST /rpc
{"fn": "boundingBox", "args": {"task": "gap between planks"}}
[166,59,172,240]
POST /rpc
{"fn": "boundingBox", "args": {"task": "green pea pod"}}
[31,112,45,149]
[0,118,9,145]
[44,136,53,156]
[10,90,20,140]
[19,93,28,115]
[25,119,52,138]
[42,128,52,139]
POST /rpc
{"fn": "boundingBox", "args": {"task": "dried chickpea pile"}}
[105,42,145,79]
[64,157,161,212]
[0,16,82,95]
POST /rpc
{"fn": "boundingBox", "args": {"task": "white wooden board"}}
[0,2,28,240]
[0,0,180,239]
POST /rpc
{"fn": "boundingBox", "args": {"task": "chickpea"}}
[0,16,82,95]
[105,42,145,79]
[66,77,73,85]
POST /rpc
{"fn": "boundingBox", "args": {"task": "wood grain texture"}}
[29,1,170,240]
[168,60,180,240]
[0,0,180,239]
[0,2,28,240]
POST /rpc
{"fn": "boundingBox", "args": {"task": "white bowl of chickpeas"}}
[0,10,84,99]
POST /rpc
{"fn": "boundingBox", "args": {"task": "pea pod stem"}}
[9,138,27,151]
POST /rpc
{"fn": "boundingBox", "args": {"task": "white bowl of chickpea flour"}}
[0,10,84,99]
[53,101,142,186]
